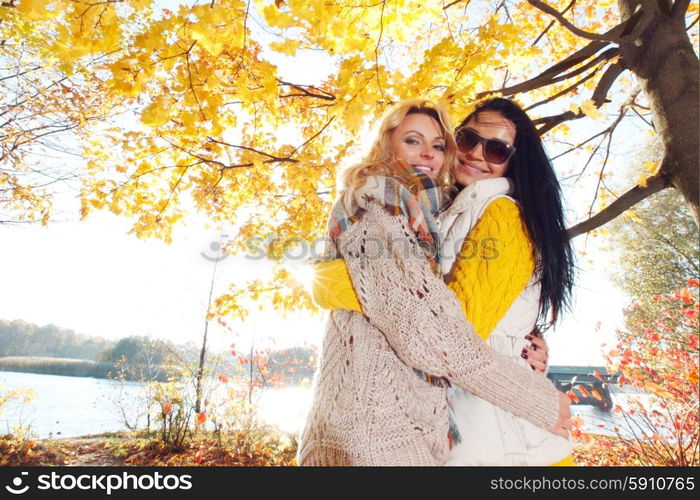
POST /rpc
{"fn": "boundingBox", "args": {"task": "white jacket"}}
[437,178,572,466]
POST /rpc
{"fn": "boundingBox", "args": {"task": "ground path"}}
[45,436,124,466]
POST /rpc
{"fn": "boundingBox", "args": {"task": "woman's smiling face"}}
[453,111,516,186]
[389,112,446,179]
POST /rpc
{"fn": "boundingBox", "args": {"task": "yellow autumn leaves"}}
[637,161,661,188]
[3,0,653,318]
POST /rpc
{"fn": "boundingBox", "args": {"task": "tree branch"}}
[585,126,617,218]
[288,116,335,157]
[553,131,606,163]
[278,80,336,101]
[616,8,645,39]
[630,103,654,128]
[534,61,626,134]
[155,165,189,221]
[441,0,459,45]
[567,129,608,184]
[671,0,691,18]
[527,0,621,42]
[374,0,389,103]
[591,60,626,104]
[534,111,576,134]
[183,41,206,121]
[557,89,636,182]
[497,0,514,22]
[206,138,298,163]
[110,162,204,193]
[567,174,671,238]
[479,47,618,99]
[540,39,611,80]
[0,66,42,82]
[524,68,598,112]
[443,0,470,9]
[552,110,628,162]
[532,0,577,46]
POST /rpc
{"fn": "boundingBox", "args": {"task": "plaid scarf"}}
[325,159,463,447]
[326,159,442,272]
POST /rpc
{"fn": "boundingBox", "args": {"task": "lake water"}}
[0,371,313,439]
[0,371,148,438]
[0,370,641,439]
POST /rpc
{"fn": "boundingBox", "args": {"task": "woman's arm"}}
[311,199,548,370]
[336,200,564,431]
[311,259,363,312]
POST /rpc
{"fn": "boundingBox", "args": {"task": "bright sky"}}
[0,209,326,352]
[0,1,641,366]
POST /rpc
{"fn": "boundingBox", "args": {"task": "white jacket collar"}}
[438,177,515,276]
[450,177,513,210]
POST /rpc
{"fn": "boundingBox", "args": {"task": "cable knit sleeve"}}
[336,201,560,431]
[311,259,363,313]
[312,199,535,340]
[448,198,535,340]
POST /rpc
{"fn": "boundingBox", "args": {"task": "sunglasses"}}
[455,127,516,165]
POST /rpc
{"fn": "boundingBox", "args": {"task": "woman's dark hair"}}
[458,98,576,329]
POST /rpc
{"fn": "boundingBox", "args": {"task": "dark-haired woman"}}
[312,98,577,465]
[441,98,576,465]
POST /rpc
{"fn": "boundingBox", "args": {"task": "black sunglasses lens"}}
[457,128,513,164]
[484,141,511,164]
[457,129,480,151]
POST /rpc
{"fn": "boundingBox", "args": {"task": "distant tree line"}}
[0,356,118,379]
[0,319,183,364]
[0,319,316,385]
[0,320,183,380]
[0,319,112,360]
[266,346,316,384]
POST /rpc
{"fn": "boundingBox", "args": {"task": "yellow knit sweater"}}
[312,198,535,341]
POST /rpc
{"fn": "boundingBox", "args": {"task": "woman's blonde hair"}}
[339,99,457,212]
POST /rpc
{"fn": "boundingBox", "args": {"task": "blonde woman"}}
[298,99,570,466]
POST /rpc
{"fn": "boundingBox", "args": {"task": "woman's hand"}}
[521,327,548,374]
[548,391,573,438]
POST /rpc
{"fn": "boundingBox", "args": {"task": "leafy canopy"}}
[2,0,696,317]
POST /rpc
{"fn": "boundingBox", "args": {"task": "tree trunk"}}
[195,244,221,414]
[618,0,700,223]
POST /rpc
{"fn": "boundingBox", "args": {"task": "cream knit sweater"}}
[298,201,561,466]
